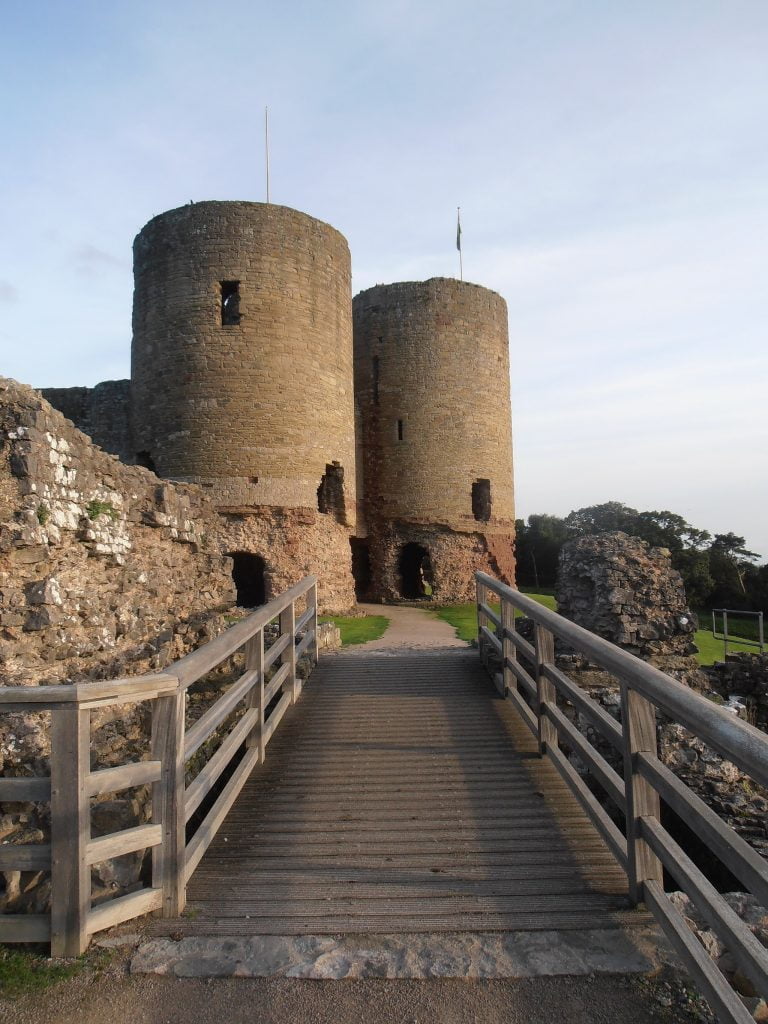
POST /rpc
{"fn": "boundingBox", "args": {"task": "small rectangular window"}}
[472,478,492,521]
[397,419,404,441]
[221,281,241,326]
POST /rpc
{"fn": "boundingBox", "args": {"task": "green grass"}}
[319,614,389,646]
[432,590,758,666]
[691,630,759,666]
[0,946,86,998]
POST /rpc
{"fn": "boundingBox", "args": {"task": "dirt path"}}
[355,603,466,650]
[0,966,689,1024]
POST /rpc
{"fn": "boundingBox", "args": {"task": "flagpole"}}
[457,206,463,281]
[265,106,270,203]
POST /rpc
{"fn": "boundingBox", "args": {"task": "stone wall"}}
[216,507,356,613]
[0,378,243,912]
[0,377,235,692]
[556,531,702,683]
[352,278,516,600]
[40,380,132,464]
[707,653,768,731]
[131,202,357,527]
[369,520,515,604]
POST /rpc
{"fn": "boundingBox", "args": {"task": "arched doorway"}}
[398,543,433,600]
[226,552,266,607]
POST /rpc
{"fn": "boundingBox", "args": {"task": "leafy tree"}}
[515,514,570,589]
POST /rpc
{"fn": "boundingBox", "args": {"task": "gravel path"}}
[0,968,681,1024]
[354,603,466,650]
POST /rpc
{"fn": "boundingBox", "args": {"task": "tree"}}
[563,501,640,536]
[514,514,570,589]
[708,533,760,604]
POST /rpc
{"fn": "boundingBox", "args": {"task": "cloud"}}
[0,281,19,303]
[73,243,126,277]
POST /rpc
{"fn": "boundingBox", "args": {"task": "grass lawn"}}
[319,614,389,646]
[0,946,88,998]
[433,590,756,667]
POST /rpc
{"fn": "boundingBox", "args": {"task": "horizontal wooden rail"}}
[0,575,320,956]
[476,572,768,1024]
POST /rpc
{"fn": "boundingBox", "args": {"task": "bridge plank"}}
[166,649,641,937]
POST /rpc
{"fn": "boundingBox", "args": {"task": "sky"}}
[1,1,766,559]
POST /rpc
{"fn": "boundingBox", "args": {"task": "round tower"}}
[131,201,356,610]
[353,278,515,602]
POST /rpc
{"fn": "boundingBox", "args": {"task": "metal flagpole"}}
[457,206,463,281]
[265,106,270,203]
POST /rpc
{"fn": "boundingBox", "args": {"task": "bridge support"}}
[621,686,663,905]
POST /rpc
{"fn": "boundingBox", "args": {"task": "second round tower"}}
[353,277,515,602]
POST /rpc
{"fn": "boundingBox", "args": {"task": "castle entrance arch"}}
[226,552,266,607]
[398,543,433,600]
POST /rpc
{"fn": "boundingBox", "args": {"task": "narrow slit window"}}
[221,281,241,326]
[372,355,380,405]
[397,419,404,441]
[472,478,492,521]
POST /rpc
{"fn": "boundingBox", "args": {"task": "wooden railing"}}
[476,573,768,1024]
[0,575,318,956]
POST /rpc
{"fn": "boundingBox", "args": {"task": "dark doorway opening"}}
[350,537,373,601]
[227,552,266,607]
[398,543,433,600]
[136,451,157,473]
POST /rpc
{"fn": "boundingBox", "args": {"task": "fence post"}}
[620,684,663,904]
[476,577,487,667]
[50,706,90,956]
[534,623,558,757]
[151,688,186,917]
[280,599,297,703]
[245,628,266,762]
[309,581,319,665]
[500,598,515,698]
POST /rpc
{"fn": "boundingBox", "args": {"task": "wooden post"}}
[280,600,297,703]
[245,628,265,762]
[309,582,319,665]
[501,598,515,698]
[621,684,663,904]
[476,578,487,667]
[151,689,186,917]
[50,706,90,956]
[534,623,557,757]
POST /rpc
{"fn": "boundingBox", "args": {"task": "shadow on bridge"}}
[166,646,638,936]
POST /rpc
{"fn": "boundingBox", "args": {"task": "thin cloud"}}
[0,281,19,303]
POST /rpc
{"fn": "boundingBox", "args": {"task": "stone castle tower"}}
[352,279,515,601]
[41,202,515,609]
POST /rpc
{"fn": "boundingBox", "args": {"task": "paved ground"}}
[355,603,466,650]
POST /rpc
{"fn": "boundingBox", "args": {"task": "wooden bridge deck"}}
[166,648,642,936]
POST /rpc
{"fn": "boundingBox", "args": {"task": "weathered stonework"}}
[215,507,355,613]
[0,378,236,693]
[40,380,132,463]
[131,202,356,523]
[0,378,243,911]
[353,278,516,601]
[706,653,768,731]
[556,531,702,684]
[39,206,519,610]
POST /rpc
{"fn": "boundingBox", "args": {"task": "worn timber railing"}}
[476,572,768,1024]
[0,575,318,956]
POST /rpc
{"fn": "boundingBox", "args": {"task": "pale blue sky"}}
[1,1,766,557]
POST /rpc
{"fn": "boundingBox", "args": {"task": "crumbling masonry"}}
[41,201,516,608]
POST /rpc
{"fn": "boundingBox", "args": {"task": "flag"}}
[456,209,462,251]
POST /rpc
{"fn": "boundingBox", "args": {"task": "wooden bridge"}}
[2,575,768,1023]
